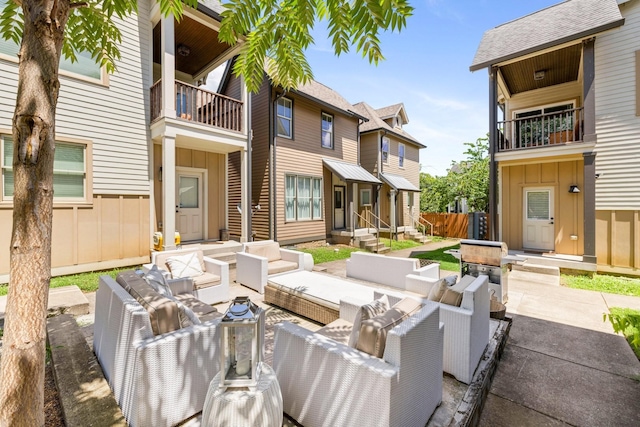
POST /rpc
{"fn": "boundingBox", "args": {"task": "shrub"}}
[604,307,640,358]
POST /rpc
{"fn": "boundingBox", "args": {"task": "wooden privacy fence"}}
[420,213,491,239]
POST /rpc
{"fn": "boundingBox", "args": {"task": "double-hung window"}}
[277,97,293,138]
[321,113,333,149]
[381,137,390,164]
[2,136,87,201]
[285,174,322,221]
[398,143,405,168]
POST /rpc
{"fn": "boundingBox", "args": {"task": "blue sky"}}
[300,0,560,176]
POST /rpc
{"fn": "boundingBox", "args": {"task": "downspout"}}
[377,130,387,230]
[268,88,273,239]
[272,89,287,241]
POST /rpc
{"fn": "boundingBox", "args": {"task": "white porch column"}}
[240,148,250,242]
[161,16,176,118]
[162,135,177,250]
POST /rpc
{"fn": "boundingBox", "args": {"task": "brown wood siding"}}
[360,133,379,174]
[501,158,584,255]
[227,151,242,239]
[0,195,150,279]
[153,143,226,240]
[382,135,421,188]
[249,80,272,240]
[223,73,242,103]
[274,93,359,244]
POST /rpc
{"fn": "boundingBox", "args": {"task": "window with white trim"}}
[321,112,333,149]
[381,136,390,164]
[2,136,86,200]
[360,188,371,206]
[398,143,405,168]
[0,0,102,81]
[277,97,293,138]
[285,174,322,221]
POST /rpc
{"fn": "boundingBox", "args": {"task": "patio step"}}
[0,285,89,321]
[513,262,560,277]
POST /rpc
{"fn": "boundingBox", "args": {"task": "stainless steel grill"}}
[459,239,511,303]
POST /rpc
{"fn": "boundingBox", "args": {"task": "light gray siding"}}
[595,0,640,209]
[0,1,151,195]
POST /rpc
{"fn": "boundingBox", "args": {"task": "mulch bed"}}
[45,361,65,426]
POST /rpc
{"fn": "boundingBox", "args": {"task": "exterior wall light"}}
[569,185,580,193]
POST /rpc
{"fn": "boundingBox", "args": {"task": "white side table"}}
[201,362,283,427]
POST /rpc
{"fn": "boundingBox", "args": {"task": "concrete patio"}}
[2,241,640,426]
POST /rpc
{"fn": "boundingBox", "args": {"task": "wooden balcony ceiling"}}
[500,44,582,95]
[153,16,231,77]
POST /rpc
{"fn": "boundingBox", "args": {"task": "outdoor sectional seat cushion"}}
[154,250,221,289]
[192,272,221,289]
[267,259,299,275]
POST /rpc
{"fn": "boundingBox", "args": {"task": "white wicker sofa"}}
[93,271,223,427]
[346,251,440,287]
[146,247,230,305]
[375,274,490,384]
[235,240,308,294]
[272,297,444,427]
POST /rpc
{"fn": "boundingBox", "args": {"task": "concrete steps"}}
[0,285,89,321]
[358,235,391,254]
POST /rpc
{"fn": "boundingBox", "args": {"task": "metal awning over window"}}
[380,173,420,192]
[322,158,381,185]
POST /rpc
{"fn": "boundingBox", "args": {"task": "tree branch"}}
[70,2,88,9]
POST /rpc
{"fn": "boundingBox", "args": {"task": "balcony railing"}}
[150,80,243,132]
[497,107,584,152]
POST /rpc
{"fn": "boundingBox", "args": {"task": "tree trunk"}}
[0,1,70,425]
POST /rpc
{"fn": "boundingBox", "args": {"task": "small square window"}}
[360,189,371,206]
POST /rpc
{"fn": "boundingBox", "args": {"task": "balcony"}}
[496,107,584,152]
[150,80,243,133]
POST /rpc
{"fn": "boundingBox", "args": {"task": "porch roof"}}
[322,158,381,185]
[380,173,420,192]
[470,0,624,72]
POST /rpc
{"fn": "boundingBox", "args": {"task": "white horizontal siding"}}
[594,0,640,210]
[0,0,151,196]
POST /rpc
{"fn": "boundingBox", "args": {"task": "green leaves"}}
[0,0,21,46]
[605,307,640,351]
[220,0,414,92]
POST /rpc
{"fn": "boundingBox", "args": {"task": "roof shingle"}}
[470,0,624,71]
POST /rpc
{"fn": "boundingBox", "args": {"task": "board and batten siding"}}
[594,0,640,210]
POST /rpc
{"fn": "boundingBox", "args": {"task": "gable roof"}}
[375,103,409,124]
[352,102,425,148]
[470,0,624,71]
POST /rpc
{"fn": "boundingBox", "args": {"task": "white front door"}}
[523,187,554,251]
[334,186,345,229]
[176,172,204,242]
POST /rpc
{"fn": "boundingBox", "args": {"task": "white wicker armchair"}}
[93,275,222,427]
[272,299,444,427]
[375,274,490,384]
[235,240,307,294]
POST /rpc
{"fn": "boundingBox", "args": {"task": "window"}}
[2,136,86,201]
[381,137,390,164]
[321,113,333,149]
[360,189,371,206]
[398,143,405,168]
[277,97,293,138]
[513,101,575,147]
[285,174,322,221]
[0,0,102,81]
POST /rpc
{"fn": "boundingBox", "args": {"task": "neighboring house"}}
[220,66,384,246]
[471,0,639,275]
[353,102,426,236]
[0,0,250,282]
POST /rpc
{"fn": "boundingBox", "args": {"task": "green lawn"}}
[562,273,640,297]
[298,246,361,264]
[410,243,460,272]
[0,265,140,297]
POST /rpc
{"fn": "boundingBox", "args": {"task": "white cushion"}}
[427,278,447,302]
[166,252,204,279]
[348,294,390,348]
